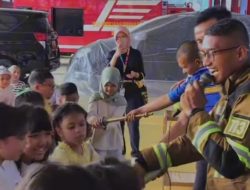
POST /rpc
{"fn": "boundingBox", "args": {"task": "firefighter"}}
[134,18,250,190]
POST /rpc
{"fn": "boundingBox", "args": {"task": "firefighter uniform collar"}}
[223,65,250,96]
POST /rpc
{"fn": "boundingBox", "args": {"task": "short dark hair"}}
[24,105,52,134]
[176,40,200,63]
[0,103,28,139]
[28,68,54,87]
[206,18,249,47]
[86,157,141,190]
[15,90,45,107]
[59,82,78,96]
[16,105,52,162]
[27,164,104,190]
[196,7,231,26]
[52,102,90,141]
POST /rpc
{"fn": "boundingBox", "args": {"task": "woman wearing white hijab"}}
[107,26,146,157]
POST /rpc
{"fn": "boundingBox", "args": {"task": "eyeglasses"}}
[42,82,55,88]
[199,45,240,61]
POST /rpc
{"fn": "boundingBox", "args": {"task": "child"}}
[51,82,79,110]
[8,65,26,95]
[15,90,45,108]
[16,105,53,176]
[86,158,141,190]
[16,163,104,190]
[28,68,55,114]
[50,102,99,166]
[129,40,221,125]
[58,82,79,105]
[0,103,28,190]
[87,67,127,160]
[0,65,16,106]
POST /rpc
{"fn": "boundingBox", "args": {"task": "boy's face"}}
[0,136,26,161]
[35,78,55,99]
[177,55,200,75]
[0,74,11,89]
[104,82,118,96]
[59,93,79,105]
[11,68,21,82]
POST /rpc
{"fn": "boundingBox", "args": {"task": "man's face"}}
[201,35,243,83]
[194,18,218,50]
[36,78,55,99]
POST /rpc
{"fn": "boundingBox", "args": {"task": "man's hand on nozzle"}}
[180,81,206,117]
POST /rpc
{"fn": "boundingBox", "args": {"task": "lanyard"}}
[119,48,130,73]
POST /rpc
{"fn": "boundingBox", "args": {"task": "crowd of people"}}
[0,65,140,190]
[0,6,250,190]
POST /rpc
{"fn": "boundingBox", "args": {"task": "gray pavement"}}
[52,57,70,85]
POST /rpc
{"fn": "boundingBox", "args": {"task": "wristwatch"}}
[189,108,204,117]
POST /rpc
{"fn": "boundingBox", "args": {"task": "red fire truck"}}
[13,0,194,53]
[0,0,13,7]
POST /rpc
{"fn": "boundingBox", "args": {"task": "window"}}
[0,14,26,31]
[52,8,83,36]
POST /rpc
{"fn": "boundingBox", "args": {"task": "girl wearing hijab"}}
[87,67,127,160]
[107,26,145,157]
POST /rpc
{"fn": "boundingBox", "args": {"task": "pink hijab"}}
[114,26,131,50]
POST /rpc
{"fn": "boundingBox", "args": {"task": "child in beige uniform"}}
[87,67,127,160]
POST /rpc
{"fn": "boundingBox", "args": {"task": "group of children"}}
[0,63,128,190]
[0,35,216,190]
